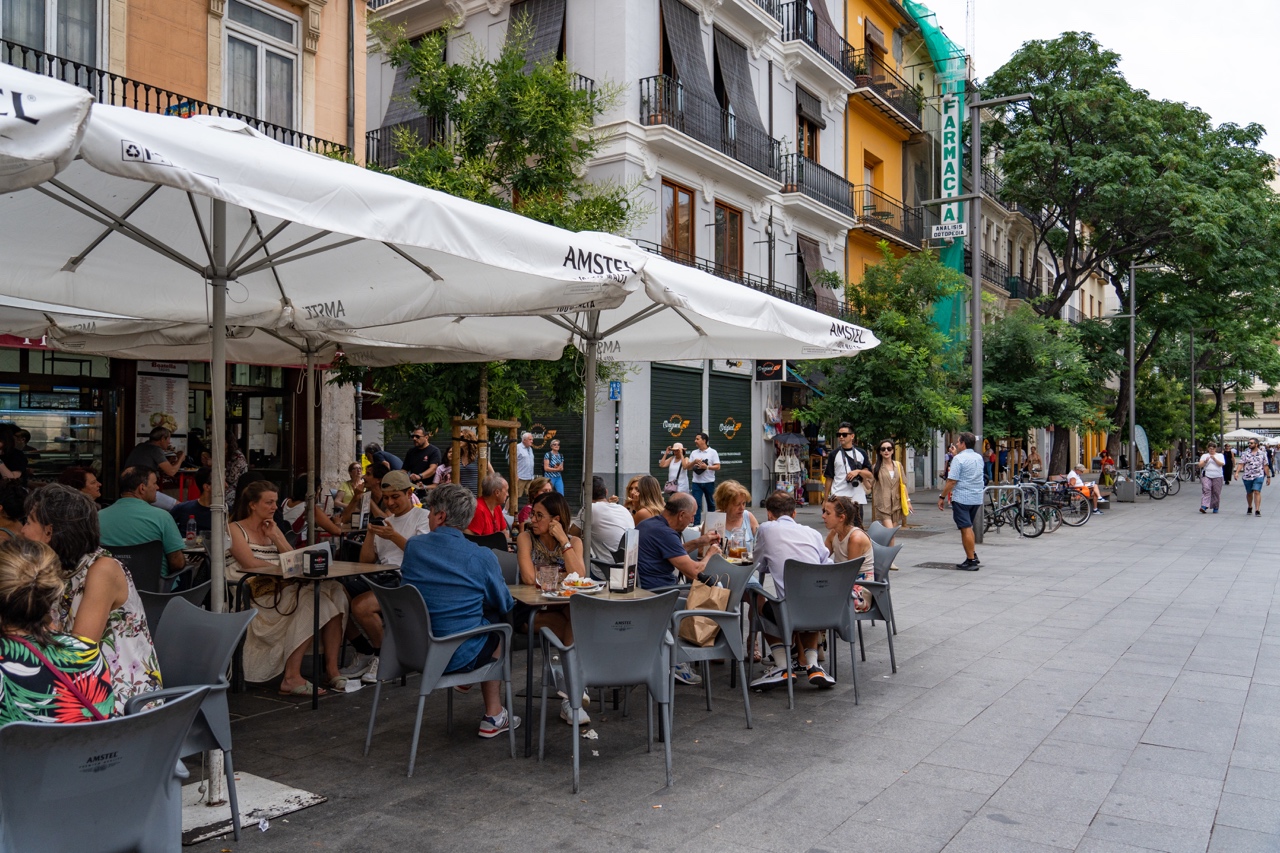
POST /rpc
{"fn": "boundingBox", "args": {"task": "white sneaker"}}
[340,653,375,679]
[360,656,381,685]
[560,699,590,726]
[673,662,703,685]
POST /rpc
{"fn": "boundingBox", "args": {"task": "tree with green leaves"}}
[338,21,641,435]
[796,243,966,447]
[977,306,1099,447]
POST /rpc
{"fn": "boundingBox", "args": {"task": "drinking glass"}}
[537,563,560,594]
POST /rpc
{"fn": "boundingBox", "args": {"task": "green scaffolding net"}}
[903,0,968,340]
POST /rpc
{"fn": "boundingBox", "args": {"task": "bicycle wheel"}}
[997,506,1020,533]
[1060,494,1091,526]
[1149,477,1168,499]
[1164,474,1180,496]
[1042,504,1064,533]
[1016,506,1046,538]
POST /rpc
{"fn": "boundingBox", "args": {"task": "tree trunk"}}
[1049,427,1071,476]
[477,363,490,484]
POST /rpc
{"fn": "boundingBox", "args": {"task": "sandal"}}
[323,676,349,691]
[279,681,327,697]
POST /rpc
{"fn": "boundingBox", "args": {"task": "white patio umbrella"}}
[0,66,92,192]
[0,62,644,616]
[1223,428,1267,442]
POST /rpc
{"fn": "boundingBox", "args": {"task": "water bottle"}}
[185,515,197,542]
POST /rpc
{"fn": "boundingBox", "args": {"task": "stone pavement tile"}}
[985,761,1117,821]
[1141,710,1241,755]
[1109,655,1189,679]
[1243,682,1280,714]
[1023,665,1106,695]
[1215,792,1280,834]
[941,823,1077,852]
[961,655,1044,683]
[1029,739,1133,775]
[1223,765,1280,801]
[861,711,965,749]
[967,805,1091,849]
[813,817,948,853]
[1051,713,1149,750]
[900,762,1009,796]
[1073,692,1164,723]
[1042,651,1123,675]
[1166,671,1251,704]
[924,736,1038,777]
[846,778,988,838]
[1206,826,1280,853]
[1127,744,1229,781]
[892,653,978,689]
[952,718,1052,751]
[1084,814,1212,853]
[708,767,866,853]
[987,638,1072,666]
[1096,789,1217,830]
[1110,767,1225,809]
[1183,653,1257,678]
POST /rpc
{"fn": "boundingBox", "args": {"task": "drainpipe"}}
[347,0,356,152]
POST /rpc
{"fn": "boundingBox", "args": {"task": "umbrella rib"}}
[248,213,291,305]
[186,193,214,268]
[229,218,292,272]
[41,182,203,274]
[670,307,707,337]
[597,303,669,340]
[540,314,582,336]
[234,233,359,277]
[382,243,444,282]
[60,184,162,273]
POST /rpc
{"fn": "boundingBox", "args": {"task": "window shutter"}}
[659,0,718,146]
[509,0,566,70]
[865,19,886,51]
[382,33,444,128]
[796,85,826,129]
[712,29,765,134]
[807,0,836,32]
[798,235,839,313]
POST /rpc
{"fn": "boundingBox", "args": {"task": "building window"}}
[796,85,824,161]
[224,0,299,130]
[1,0,100,67]
[1265,402,1278,415]
[714,202,742,276]
[661,179,695,263]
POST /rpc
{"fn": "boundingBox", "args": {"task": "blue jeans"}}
[690,481,716,526]
[548,474,564,494]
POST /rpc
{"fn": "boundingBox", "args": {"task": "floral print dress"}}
[58,548,162,715]
[0,633,115,723]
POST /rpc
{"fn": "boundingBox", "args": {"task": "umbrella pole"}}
[581,313,600,560]
[207,198,229,807]
[306,351,316,547]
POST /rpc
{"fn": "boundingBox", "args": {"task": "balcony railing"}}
[852,185,923,246]
[981,168,1010,209]
[1,38,348,157]
[845,47,921,128]
[1061,305,1085,325]
[639,75,780,180]
[367,0,398,9]
[981,252,1011,289]
[1005,274,1042,301]
[778,2,852,77]
[365,114,449,169]
[748,0,783,18]
[780,153,853,217]
[632,239,845,317]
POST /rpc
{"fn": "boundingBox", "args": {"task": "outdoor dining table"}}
[508,582,655,757]
[235,560,387,711]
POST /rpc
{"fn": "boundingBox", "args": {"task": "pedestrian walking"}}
[1198,442,1225,514]
[515,432,535,498]
[938,432,984,570]
[687,432,721,526]
[1223,445,1235,486]
[823,423,872,525]
[543,438,565,495]
[657,443,690,496]
[1240,437,1270,516]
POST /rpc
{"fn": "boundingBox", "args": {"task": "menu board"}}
[136,361,189,448]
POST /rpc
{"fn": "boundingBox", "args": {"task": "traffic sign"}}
[608,380,622,401]
[932,222,968,239]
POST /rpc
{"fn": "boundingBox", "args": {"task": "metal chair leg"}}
[363,679,383,756]
[223,749,242,841]
[703,660,712,711]
[738,659,752,729]
[407,693,428,777]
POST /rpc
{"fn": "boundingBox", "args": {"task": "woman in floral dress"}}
[0,538,115,723]
[22,484,160,715]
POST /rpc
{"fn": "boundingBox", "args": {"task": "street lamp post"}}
[1128,261,1162,479]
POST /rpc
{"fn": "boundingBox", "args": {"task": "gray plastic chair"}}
[137,579,212,636]
[751,558,864,709]
[670,555,756,729]
[866,521,896,546]
[363,580,516,775]
[538,590,679,794]
[833,543,899,704]
[491,548,520,585]
[125,597,257,841]
[1,686,209,853]
[112,539,196,593]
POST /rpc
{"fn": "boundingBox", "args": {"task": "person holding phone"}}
[1198,442,1226,514]
[657,443,689,495]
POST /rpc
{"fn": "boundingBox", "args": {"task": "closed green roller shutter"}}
[650,365,703,481]
[709,372,752,492]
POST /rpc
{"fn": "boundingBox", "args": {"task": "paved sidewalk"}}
[215,481,1280,852]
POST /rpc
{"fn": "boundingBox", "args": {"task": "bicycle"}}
[1176,461,1198,482]
[1130,467,1169,499]
[983,486,1047,537]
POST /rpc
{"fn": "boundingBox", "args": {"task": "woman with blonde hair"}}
[630,475,666,524]
[713,480,758,551]
[0,538,115,723]
[21,484,159,715]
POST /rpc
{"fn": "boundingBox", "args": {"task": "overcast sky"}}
[923,1,1279,154]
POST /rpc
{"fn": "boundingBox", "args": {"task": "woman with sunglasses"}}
[870,440,908,552]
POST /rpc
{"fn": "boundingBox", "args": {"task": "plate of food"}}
[562,577,604,590]
[540,586,602,599]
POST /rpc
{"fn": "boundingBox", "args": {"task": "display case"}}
[0,386,105,482]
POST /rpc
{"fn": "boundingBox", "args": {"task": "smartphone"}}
[369,516,386,526]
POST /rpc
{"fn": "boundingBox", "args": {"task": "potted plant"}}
[851,56,871,87]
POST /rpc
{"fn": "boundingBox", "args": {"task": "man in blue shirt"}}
[938,432,985,570]
[400,484,518,738]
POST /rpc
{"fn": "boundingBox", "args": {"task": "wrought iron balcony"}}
[0,38,348,157]
[750,0,783,17]
[1004,274,1042,301]
[1061,305,1085,324]
[844,47,922,129]
[779,153,853,218]
[639,75,780,180]
[632,239,845,317]
[852,185,924,247]
[365,114,449,169]
[981,168,1010,209]
[981,251,1011,290]
[778,1,852,77]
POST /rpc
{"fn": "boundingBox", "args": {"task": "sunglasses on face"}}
[837,432,851,438]
[880,447,893,452]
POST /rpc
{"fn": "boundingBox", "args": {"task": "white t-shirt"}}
[829,447,869,504]
[667,459,689,492]
[689,448,720,484]
[374,506,432,567]
[1200,453,1225,479]
[1066,470,1085,488]
[573,500,636,561]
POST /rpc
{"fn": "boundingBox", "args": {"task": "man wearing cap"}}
[342,470,433,685]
